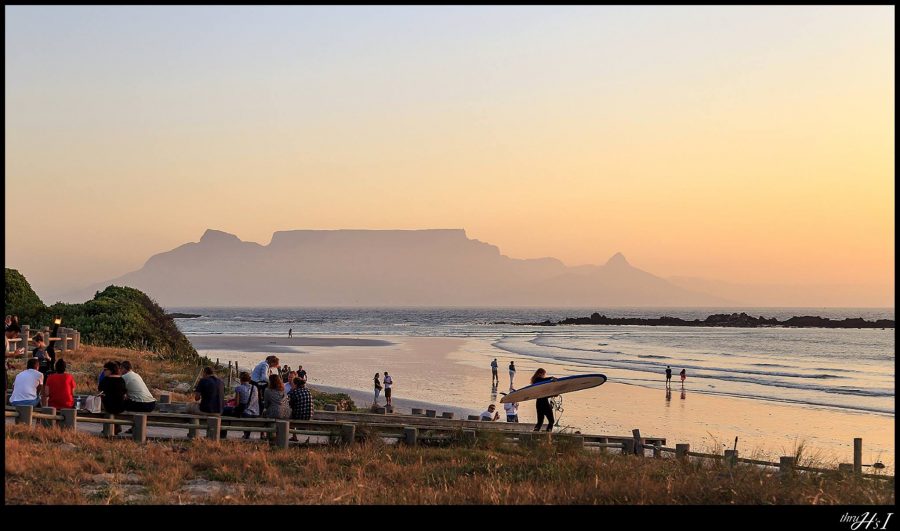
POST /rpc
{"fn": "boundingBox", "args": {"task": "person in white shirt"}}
[121,360,157,412]
[504,400,519,422]
[480,404,500,421]
[383,371,393,407]
[10,358,44,407]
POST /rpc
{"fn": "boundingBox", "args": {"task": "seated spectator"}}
[42,359,75,410]
[188,366,225,415]
[98,361,127,413]
[98,361,128,435]
[264,374,291,420]
[10,358,44,407]
[288,378,313,441]
[224,371,260,439]
[283,371,298,394]
[120,360,157,412]
[480,404,500,421]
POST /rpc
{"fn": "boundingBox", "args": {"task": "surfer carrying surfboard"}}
[530,368,556,432]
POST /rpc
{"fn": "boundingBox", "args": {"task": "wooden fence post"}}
[341,424,356,445]
[632,429,643,456]
[404,427,418,445]
[207,416,222,442]
[133,414,148,443]
[59,331,68,356]
[724,449,738,467]
[853,438,863,475]
[102,414,116,437]
[598,437,608,454]
[779,456,795,476]
[21,325,29,350]
[187,417,201,439]
[622,439,635,455]
[35,406,56,428]
[653,441,662,458]
[675,443,690,460]
[15,405,33,426]
[275,421,289,448]
[61,408,77,430]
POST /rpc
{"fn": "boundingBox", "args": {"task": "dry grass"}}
[4,424,893,505]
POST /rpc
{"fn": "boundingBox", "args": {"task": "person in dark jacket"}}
[98,361,128,435]
[530,368,556,432]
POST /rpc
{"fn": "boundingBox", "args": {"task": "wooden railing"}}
[5,324,80,355]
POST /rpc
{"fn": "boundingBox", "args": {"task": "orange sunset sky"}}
[4,6,894,305]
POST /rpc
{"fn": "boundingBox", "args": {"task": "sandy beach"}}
[190,334,894,469]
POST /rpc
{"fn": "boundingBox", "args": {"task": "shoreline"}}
[189,334,895,469]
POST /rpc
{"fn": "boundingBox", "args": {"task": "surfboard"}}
[500,374,607,403]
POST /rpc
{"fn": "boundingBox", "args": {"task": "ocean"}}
[172,307,895,418]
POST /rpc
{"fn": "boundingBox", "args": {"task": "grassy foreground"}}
[4,424,893,505]
[4,344,893,505]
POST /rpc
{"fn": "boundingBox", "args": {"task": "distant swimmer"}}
[491,358,499,385]
[665,366,672,388]
[680,368,686,389]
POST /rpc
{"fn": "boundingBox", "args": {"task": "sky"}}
[5,6,894,305]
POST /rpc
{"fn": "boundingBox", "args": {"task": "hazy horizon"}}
[5,6,894,305]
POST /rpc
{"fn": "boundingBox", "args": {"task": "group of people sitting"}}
[187,355,313,442]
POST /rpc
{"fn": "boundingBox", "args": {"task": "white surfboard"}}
[500,374,607,403]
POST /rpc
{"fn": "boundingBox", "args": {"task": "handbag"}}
[232,384,254,417]
[83,393,103,413]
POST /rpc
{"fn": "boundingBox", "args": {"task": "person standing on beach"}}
[680,368,686,389]
[383,371,393,407]
[491,359,499,385]
[508,361,516,388]
[665,366,672,388]
[504,398,519,423]
[531,368,556,432]
[373,373,382,405]
[288,328,292,338]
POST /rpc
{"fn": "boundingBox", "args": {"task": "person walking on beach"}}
[665,366,672,388]
[383,371,393,407]
[288,328,292,338]
[491,359,499,385]
[680,368,686,389]
[531,368,556,432]
[373,373,382,405]
[508,361,516,388]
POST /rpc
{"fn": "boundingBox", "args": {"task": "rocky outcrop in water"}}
[506,312,894,328]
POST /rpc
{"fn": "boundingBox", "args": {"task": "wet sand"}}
[190,334,894,469]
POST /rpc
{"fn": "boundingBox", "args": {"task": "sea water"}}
[172,307,894,417]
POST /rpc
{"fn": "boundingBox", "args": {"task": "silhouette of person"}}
[680,368,686,389]
[665,366,672,388]
[288,328,292,338]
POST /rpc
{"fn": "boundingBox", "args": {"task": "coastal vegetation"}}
[5,423,893,505]
[4,268,198,362]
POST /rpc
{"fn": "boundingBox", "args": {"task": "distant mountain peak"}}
[199,229,241,244]
[605,252,630,267]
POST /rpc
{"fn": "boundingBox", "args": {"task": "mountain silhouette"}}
[62,229,732,307]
